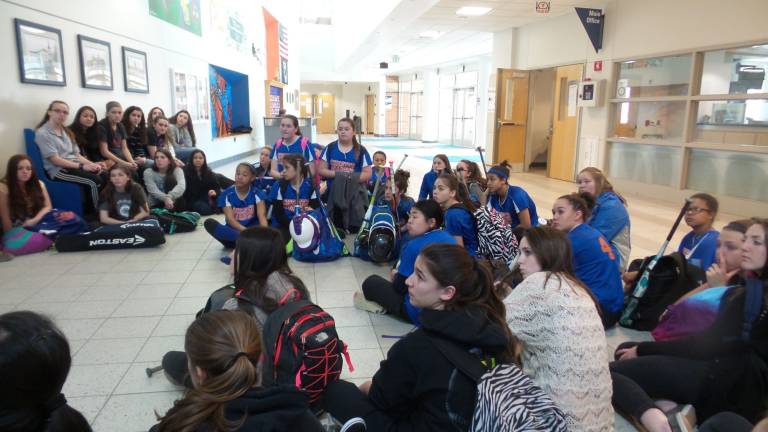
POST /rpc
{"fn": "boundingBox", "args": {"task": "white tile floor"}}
[2,137,750,431]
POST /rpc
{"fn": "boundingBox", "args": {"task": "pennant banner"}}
[575,7,604,53]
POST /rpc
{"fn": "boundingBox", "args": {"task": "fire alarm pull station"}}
[578,79,605,107]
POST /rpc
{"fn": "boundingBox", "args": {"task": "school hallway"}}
[0,144,747,431]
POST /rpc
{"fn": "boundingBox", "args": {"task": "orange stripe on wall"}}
[263,8,280,82]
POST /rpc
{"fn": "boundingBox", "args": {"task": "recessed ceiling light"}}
[456,6,492,16]
[418,30,442,39]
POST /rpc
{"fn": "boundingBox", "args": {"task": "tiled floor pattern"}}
[2,137,750,431]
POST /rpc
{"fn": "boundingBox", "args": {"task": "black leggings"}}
[610,342,711,422]
[324,380,397,432]
[52,168,104,213]
[362,274,410,322]
[699,412,753,432]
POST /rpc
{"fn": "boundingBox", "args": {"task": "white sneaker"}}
[353,292,386,314]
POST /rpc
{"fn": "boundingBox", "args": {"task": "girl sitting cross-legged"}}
[98,165,151,225]
[204,163,267,249]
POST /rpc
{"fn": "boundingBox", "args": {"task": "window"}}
[701,44,768,95]
[607,142,680,187]
[617,54,691,98]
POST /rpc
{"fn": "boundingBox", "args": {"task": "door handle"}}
[498,121,524,127]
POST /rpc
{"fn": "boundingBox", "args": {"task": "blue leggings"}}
[204,219,246,248]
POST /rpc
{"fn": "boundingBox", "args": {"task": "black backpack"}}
[621,252,706,330]
[261,294,352,410]
[150,209,200,234]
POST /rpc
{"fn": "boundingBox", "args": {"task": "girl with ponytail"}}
[432,173,479,256]
[153,310,321,432]
[326,244,518,431]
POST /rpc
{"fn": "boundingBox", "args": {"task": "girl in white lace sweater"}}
[504,226,614,432]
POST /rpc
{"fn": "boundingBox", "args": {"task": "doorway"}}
[493,69,529,170]
[525,69,556,175]
[452,87,476,147]
[300,93,313,118]
[365,94,375,134]
[315,94,335,134]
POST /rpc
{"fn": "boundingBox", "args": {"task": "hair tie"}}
[225,352,251,370]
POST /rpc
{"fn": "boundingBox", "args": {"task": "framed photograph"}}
[170,69,210,122]
[77,35,112,90]
[14,18,66,86]
[122,47,149,93]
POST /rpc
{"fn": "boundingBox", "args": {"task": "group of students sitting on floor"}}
[3,100,768,432]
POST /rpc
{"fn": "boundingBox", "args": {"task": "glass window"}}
[612,101,687,140]
[701,44,768,95]
[694,99,768,145]
[455,71,477,88]
[617,54,691,98]
[608,142,680,187]
[686,148,768,202]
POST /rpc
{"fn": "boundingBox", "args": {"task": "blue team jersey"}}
[321,142,372,189]
[568,224,624,313]
[253,175,276,195]
[270,136,316,172]
[418,171,439,201]
[488,185,539,228]
[217,185,263,227]
[396,196,415,222]
[445,206,478,257]
[267,178,317,226]
[397,229,457,277]
[677,229,719,270]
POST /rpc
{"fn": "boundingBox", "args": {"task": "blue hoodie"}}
[418,171,439,201]
[588,192,631,270]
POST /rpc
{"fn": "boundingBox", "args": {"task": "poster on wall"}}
[209,66,233,137]
[209,0,249,54]
[14,19,66,86]
[122,47,149,93]
[171,69,210,122]
[263,8,288,84]
[149,0,202,36]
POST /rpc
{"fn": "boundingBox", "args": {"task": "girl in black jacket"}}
[183,149,220,215]
[325,243,518,432]
[611,218,768,430]
[152,310,321,432]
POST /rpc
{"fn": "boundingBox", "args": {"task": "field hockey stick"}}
[388,160,398,215]
[358,172,384,241]
[396,153,408,171]
[620,198,692,326]
[475,146,488,176]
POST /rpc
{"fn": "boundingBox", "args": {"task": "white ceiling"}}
[339,0,601,73]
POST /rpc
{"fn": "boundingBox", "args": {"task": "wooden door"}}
[493,69,529,171]
[300,93,313,118]
[316,94,335,133]
[365,94,375,134]
[548,64,583,181]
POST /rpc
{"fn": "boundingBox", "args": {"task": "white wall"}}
[0,0,301,169]
[300,81,376,131]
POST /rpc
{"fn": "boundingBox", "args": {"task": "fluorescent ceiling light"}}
[456,6,492,16]
[418,30,442,39]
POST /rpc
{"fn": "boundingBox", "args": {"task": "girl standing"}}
[356,200,456,324]
[183,150,220,215]
[98,165,150,225]
[505,227,614,431]
[144,149,186,210]
[551,193,624,328]
[418,154,452,201]
[486,160,539,229]
[267,154,319,244]
[204,163,267,248]
[35,100,104,215]
[432,173,479,256]
[269,115,316,178]
[578,167,631,270]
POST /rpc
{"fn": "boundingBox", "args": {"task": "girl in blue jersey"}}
[355,200,456,325]
[204,163,267,248]
[486,160,538,229]
[253,146,275,195]
[551,193,624,328]
[384,169,415,233]
[678,193,720,271]
[432,173,479,257]
[578,167,631,270]
[269,115,316,178]
[418,154,452,201]
[267,153,319,244]
[368,151,388,195]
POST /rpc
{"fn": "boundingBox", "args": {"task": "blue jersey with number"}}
[217,185,263,227]
[568,223,624,313]
[270,136,316,172]
[320,141,372,189]
[267,178,317,226]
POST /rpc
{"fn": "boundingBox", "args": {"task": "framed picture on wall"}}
[14,18,66,86]
[77,35,112,90]
[170,69,210,122]
[122,47,149,93]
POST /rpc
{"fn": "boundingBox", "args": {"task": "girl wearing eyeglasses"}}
[678,193,720,270]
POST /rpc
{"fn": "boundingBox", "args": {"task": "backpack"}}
[261,292,353,410]
[55,219,166,252]
[427,335,569,432]
[474,205,519,267]
[620,252,706,330]
[275,136,310,153]
[151,208,201,234]
[354,203,400,263]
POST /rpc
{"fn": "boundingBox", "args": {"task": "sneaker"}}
[666,404,696,432]
[203,218,218,236]
[340,417,366,432]
[353,291,386,314]
[0,251,13,262]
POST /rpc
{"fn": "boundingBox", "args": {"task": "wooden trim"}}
[691,93,768,101]
[684,141,768,154]
[611,39,768,63]
[608,96,689,103]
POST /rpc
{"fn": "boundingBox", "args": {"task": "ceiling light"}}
[418,30,441,39]
[456,6,492,16]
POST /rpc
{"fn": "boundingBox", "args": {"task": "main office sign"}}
[575,7,604,53]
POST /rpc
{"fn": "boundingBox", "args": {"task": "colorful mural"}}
[209,66,232,137]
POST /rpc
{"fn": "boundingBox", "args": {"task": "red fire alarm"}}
[593,60,603,72]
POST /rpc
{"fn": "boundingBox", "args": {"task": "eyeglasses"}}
[456,168,466,172]
[686,207,711,214]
